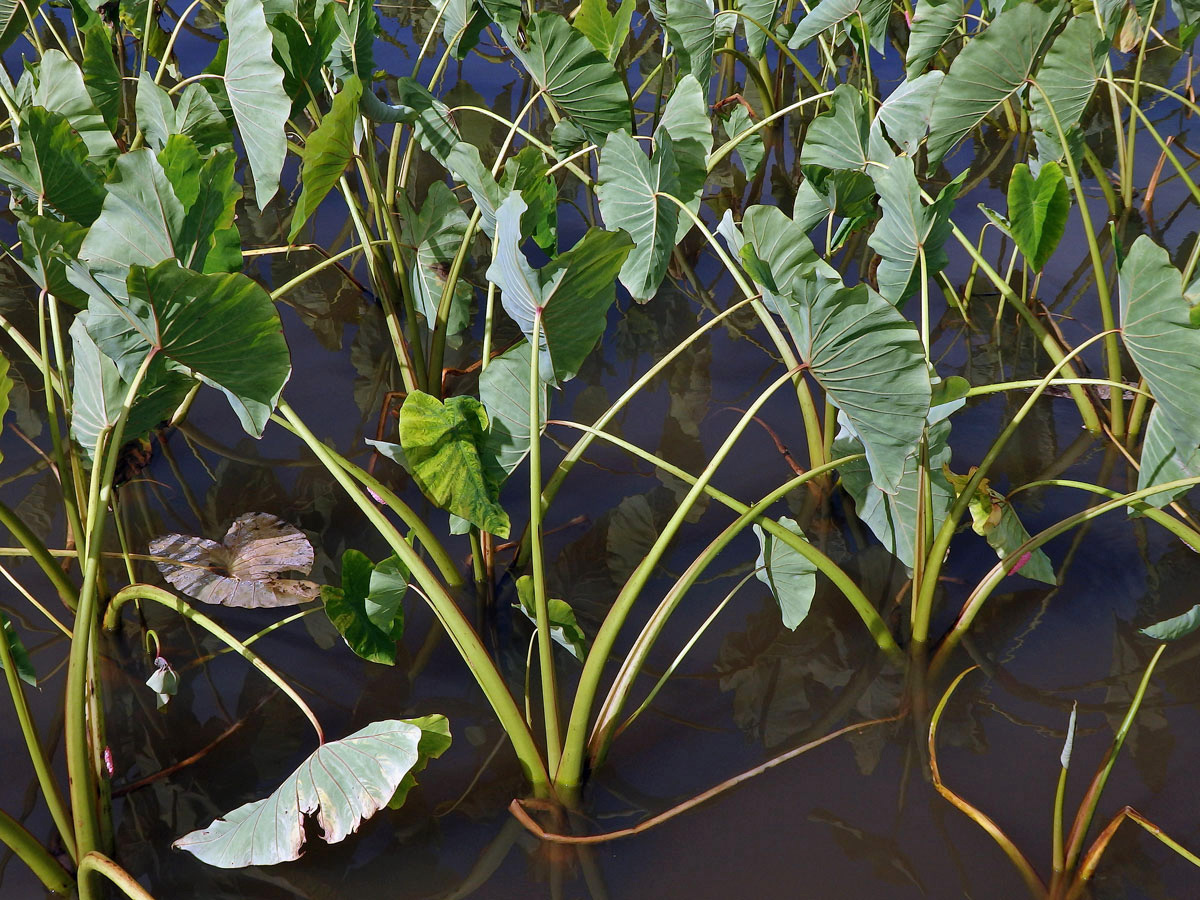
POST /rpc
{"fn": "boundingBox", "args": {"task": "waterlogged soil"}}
[4,11,1200,900]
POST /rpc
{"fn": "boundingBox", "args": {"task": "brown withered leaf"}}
[149,513,320,608]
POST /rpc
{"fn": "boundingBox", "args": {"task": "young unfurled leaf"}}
[943,467,1056,584]
[398,392,510,537]
[573,0,635,61]
[1061,702,1077,769]
[145,657,180,709]
[1006,162,1069,272]
[149,512,320,608]
[0,611,37,687]
[322,550,405,665]
[174,717,450,867]
[515,575,589,661]
[753,517,818,630]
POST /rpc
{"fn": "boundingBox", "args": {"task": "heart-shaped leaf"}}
[322,550,407,665]
[574,0,636,60]
[754,517,818,630]
[0,107,107,226]
[174,717,450,867]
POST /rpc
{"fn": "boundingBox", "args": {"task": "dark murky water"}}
[3,6,1200,898]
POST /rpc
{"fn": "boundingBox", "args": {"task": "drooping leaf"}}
[982,499,1056,584]
[0,107,107,225]
[905,0,962,77]
[487,192,633,384]
[597,130,680,303]
[926,2,1063,170]
[1029,15,1108,162]
[1119,236,1200,457]
[754,517,818,630]
[32,50,118,162]
[174,717,451,867]
[867,154,960,305]
[788,0,891,54]
[1140,604,1200,641]
[398,392,510,537]
[290,76,363,242]
[322,550,399,664]
[1136,404,1200,509]
[656,74,712,240]
[224,0,291,207]
[399,181,473,335]
[662,0,716,83]
[82,259,292,436]
[360,79,460,170]
[69,314,192,460]
[0,611,37,687]
[145,657,180,709]
[478,340,546,484]
[834,420,954,568]
[150,512,320,608]
[876,71,944,156]
[507,12,632,145]
[515,575,589,661]
[738,0,779,55]
[1006,161,1069,271]
[574,0,636,61]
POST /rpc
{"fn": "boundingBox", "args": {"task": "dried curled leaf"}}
[149,512,319,608]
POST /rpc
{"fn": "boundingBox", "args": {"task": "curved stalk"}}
[77,851,157,900]
[0,808,73,894]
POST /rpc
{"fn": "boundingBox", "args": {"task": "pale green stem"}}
[77,851,157,900]
[0,808,72,894]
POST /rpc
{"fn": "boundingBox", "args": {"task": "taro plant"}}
[0,0,1199,894]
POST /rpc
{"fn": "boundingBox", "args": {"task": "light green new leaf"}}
[0,107,107,225]
[179,148,243,274]
[1029,15,1108,161]
[926,2,1063,170]
[32,50,117,162]
[1140,604,1200,641]
[0,611,36,687]
[597,130,680,303]
[175,717,450,867]
[905,0,962,77]
[399,181,472,335]
[784,281,932,494]
[158,133,204,209]
[663,0,716,82]
[479,340,546,484]
[834,419,953,567]
[508,12,632,145]
[290,76,363,242]
[83,260,291,437]
[656,75,712,241]
[367,555,409,637]
[515,576,589,660]
[322,550,399,665]
[1119,236,1200,456]
[753,517,817,630]
[224,0,290,208]
[1136,405,1200,509]
[1006,162,1069,272]
[487,192,633,384]
[69,314,192,460]
[574,0,636,60]
[798,84,887,173]
[788,0,891,54]
[398,392,510,537]
[868,154,960,305]
[876,71,944,156]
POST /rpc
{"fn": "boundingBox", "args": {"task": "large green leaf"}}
[787,0,891,54]
[754,517,817,630]
[0,611,36,688]
[507,12,632,145]
[322,549,404,665]
[83,260,291,436]
[328,0,376,81]
[14,216,90,307]
[737,205,821,309]
[80,19,122,129]
[655,74,712,241]
[174,717,450,867]
[574,0,635,60]
[867,154,960,305]
[738,0,779,55]
[398,392,510,537]
[1136,405,1200,509]
[487,192,633,384]
[178,148,242,274]
[137,74,233,157]
[290,75,363,242]
[662,0,716,83]
[596,131,680,303]
[0,107,107,225]
[515,575,589,660]
[32,50,117,162]
[1029,15,1108,161]
[905,0,962,77]
[0,0,28,55]
[833,419,954,568]
[398,181,473,335]
[224,0,290,208]
[798,84,887,173]
[69,313,191,459]
[1119,236,1200,456]
[478,340,546,484]
[1006,161,1069,272]
[876,71,944,156]
[926,2,1063,170]
[502,146,558,253]
[781,279,932,494]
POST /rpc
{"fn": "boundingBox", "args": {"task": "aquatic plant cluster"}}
[0,0,1198,894]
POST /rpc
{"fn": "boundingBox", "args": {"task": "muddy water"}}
[3,8,1200,900]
